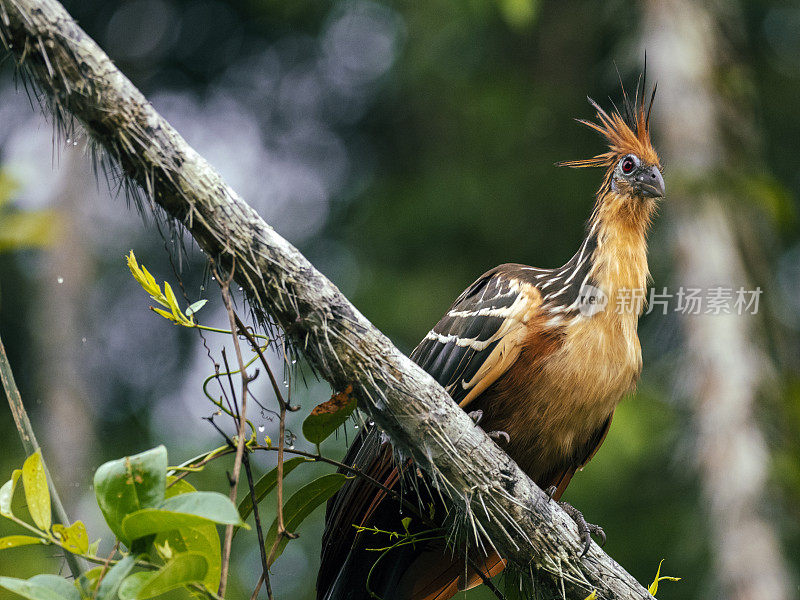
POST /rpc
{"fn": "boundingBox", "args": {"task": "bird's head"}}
[559,80,664,203]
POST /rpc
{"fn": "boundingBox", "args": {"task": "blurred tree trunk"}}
[36,150,95,505]
[643,1,791,598]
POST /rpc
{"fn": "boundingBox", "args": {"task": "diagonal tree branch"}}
[0,1,655,598]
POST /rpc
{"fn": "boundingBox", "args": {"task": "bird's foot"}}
[545,485,558,502]
[467,410,508,444]
[557,501,606,558]
[487,430,510,445]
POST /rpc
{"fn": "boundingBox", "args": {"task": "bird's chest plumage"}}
[479,308,642,485]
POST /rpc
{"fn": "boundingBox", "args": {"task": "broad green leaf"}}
[0,535,43,550]
[157,527,220,594]
[95,555,136,600]
[119,553,207,600]
[161,492,243,524]
[159,480,221,593]
[264,473,346,565]
[185,300,207,316]
[0,574,80,600]
[165,478,196,497]
[52,521,89,554]
[122,492,244,541]
[22,451,51,531]
[117,573,149,600]
[0,469,22,516]
[302,386,357,445]
[237,457,307,523]
[94,446,167,544]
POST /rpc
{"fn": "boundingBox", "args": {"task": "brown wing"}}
[410,265,543,409]
[317,265,545,600]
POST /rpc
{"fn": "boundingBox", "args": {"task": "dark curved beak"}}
[635,166,665,198]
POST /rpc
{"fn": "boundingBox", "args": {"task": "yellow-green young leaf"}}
[152,306,179,323]
[52,521,89,554]
[0,535,44,550]
[163,282,185,323]
[264,473,347,565]
[0,469,22,516]
[126,251,165,304]
[583,592,597,600]
[648,559,681,595]
[22,451,51,531]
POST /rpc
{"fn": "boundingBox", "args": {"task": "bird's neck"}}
[585,191,655,315]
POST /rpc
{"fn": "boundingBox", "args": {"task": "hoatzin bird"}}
[317,83,665,600]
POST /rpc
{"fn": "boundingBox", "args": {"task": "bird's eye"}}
[621,155,637,175]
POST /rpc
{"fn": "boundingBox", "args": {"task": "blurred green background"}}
[0,0,798,598]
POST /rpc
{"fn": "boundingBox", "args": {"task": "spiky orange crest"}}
[560,83,660,170]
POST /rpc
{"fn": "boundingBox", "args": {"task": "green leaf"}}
[237,457,307,523]
[0,535,43,550]
[22,451,51,531]
[302,386,357,445]
[52,521,89,554]
[0,574,80,600]
[119,553,207,600]
[117,573,148,600]
[264,473,346,565]
[95,555,136,600]
[159,480,221,593]
[94,446,168,545]
[122,491,244,541]
[0,469,22,516]
[158,527,220,594]
[185,300,208,316]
